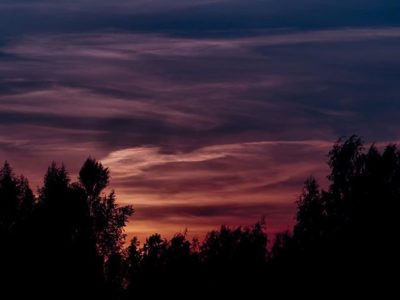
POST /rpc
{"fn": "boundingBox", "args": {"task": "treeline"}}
[0,136,398,297]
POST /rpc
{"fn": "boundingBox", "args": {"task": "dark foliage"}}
[0,136,398,297]
[268,136,399,295]
[0,158,133,298]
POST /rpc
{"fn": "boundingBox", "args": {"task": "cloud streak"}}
[5,27,400,59]
[101,140,331,239]
[1,25,400,239]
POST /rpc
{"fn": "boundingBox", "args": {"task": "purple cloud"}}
[1,27,400,239]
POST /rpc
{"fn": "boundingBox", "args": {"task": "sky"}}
[1,0,400,241]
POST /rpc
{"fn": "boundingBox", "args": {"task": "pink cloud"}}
[2,27,400,240]
[99,140,332,239]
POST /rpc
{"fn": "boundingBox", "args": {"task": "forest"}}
[0,135,398,297]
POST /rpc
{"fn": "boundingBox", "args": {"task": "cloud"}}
[0,86,220,130]
[1,0,399,38]
[2,26,400,239]
[126,201,296,241]
[5,28,400,60]
[133,201,294,221]
[102,140,331,179]
[100,139,331,240]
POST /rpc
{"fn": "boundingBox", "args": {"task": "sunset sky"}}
[1,0,400,241]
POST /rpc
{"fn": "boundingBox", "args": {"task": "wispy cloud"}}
[100,140,331,239]
[5,28,400,59]
[2,26,400,239]
[102,140,331,179]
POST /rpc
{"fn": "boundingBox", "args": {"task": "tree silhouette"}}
[125,237,142,295]
[0,162,36,295]
[268,136,400,294]
[79,158,134,260]
[0,158,134,298]
[0,162,34,233]
[79,157,110,198]
[1,136,399,297]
